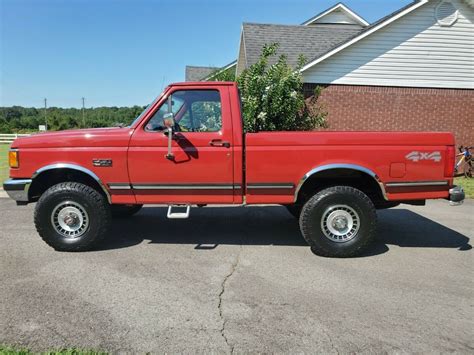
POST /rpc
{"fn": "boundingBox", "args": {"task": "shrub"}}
[237,43,327,132]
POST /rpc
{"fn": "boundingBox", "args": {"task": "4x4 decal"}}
[405,151,441,162]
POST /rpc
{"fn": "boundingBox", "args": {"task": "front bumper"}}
[3,179,32,204]
[449,186,465,206]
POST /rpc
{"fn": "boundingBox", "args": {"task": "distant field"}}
[0,143,10,184]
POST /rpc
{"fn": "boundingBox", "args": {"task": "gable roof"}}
[185,66,218,81]
[300,0,428,73]
[241,22,362,69]
[185,2,369,80]
[301,2,369,27]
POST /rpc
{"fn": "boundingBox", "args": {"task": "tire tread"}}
[299,186,377,258]
[34,182,111,251]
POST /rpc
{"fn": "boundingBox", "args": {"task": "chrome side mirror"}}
[163,112,175,129]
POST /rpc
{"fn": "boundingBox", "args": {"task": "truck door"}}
[127,86,235,204]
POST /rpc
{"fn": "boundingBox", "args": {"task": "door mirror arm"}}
[163,111,175,160]
[165,127,174,160]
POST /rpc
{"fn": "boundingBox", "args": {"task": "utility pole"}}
[44,98,48,131]
[81,97,85,128]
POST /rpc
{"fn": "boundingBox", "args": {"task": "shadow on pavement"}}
[96,206,471,256]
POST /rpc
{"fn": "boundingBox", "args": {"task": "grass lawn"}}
[455,177,474,199]
[0,143,10,184]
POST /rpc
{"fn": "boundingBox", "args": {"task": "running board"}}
[167,205,191,219]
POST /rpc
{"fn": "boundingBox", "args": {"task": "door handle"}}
[209,139,230,148]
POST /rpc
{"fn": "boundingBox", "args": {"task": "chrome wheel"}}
[321,204,360,243]
[51,201,89,239]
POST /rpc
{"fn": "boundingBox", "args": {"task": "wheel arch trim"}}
[294,163,388,202]
[31,163,112,203]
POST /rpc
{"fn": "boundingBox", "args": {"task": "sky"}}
[0,0,412,108]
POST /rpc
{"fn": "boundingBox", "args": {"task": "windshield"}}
[128,92,164,127]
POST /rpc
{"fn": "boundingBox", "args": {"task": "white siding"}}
[302,0,474,89]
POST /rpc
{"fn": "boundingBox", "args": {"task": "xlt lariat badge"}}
[92,159,112,167]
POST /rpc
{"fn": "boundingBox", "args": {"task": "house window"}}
[435,1,458,27]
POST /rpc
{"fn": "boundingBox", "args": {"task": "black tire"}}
[299,186,377,258]
[111,204,143,218]
[285,204,302,218]
[34,182,111,252]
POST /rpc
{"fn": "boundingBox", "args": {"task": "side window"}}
[145,95,184,131]
[191,100,222,132]
[145,90,222,132]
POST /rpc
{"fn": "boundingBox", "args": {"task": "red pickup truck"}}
[4,82,464,257]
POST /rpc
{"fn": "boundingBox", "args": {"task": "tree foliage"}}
[0,106,145,133]
[237,43,326,132]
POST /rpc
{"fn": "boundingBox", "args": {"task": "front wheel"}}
[299,186,377,258]
[34,182,111,252]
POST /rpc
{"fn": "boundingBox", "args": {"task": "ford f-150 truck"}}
[3,82,465,257]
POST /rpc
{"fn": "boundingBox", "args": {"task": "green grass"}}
[0,346,107,355]
[0,143,10,184]
[455,177,474,199]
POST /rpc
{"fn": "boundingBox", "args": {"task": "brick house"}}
[186,1,474,145]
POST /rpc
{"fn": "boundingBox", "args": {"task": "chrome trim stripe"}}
[32,163,112,203]
[108,183,132,190]
[295,164,388,202]
[247,183,294,190]
[386,181,448,188]
[132,184,239,190]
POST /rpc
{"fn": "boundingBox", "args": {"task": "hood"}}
[11,127,134,149]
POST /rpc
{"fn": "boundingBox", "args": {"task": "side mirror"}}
[163,112,175,129]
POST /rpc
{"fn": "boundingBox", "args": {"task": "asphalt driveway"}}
[0,198,473,353]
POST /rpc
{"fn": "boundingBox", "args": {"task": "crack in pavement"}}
[322,326,340,355]
[218,246,242,354]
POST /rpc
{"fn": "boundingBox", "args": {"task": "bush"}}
[237,43,327,132]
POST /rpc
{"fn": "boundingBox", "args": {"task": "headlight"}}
[9,149,19,168]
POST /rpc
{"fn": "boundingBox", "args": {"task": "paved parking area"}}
[0,198,473,353]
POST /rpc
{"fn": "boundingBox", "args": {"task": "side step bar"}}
[167,205,191,219]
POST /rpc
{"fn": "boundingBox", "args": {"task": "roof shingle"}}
[185,66,218,81]
[242,22,362,69]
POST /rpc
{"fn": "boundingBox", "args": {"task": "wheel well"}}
[28,168,108,202]
[296,168,387,207]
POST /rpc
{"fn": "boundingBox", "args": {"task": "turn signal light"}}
[8,150,19,168]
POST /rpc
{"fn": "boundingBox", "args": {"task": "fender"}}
[294,163,388,202]
[31,163,112,203]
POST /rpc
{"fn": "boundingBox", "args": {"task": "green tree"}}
[237,43,326,132]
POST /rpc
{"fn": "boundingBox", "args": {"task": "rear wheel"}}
[299,186,377,258]
[34,182,111,252]
[111,204,143,218]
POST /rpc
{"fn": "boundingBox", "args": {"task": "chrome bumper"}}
[449,186,465,206]
[3,179,32,204]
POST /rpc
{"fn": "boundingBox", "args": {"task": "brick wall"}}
[303,84,474,145]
